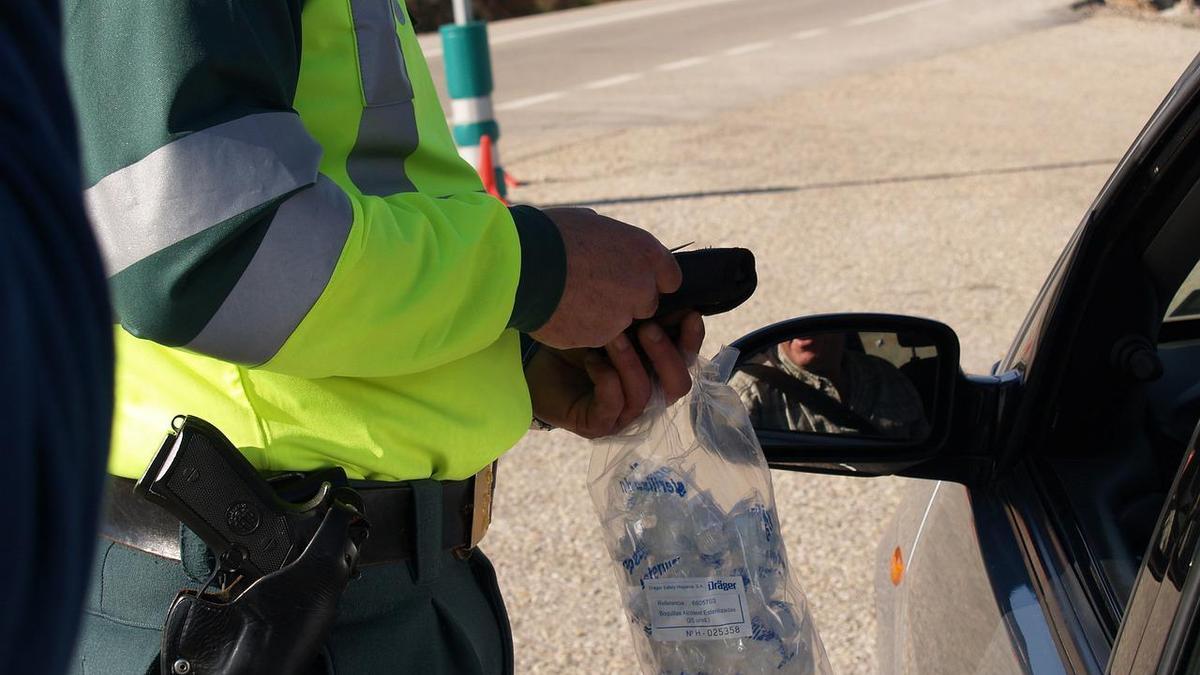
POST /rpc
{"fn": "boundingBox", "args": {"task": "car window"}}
[1166,260,1200,320]
[999,225,1080,374]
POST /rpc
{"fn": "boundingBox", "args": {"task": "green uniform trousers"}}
[74,480,514,674]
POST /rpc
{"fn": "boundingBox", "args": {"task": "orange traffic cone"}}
[479,134,506,203]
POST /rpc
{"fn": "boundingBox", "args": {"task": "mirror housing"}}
[729,313,962,477]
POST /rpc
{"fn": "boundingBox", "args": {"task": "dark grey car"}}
[728,51,1200,674]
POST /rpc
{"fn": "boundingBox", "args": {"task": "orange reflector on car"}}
[890,547,905,586]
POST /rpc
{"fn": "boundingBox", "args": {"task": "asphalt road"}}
[419,0,1072,155]
[413,3,1200,673]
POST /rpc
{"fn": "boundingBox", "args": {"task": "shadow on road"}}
[537,158,1116,208]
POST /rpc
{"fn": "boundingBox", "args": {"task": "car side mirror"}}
[728,313,961,477]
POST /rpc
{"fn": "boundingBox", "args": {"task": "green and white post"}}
[441,0,507,198]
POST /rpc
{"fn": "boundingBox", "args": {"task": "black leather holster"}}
[159,497,368,675]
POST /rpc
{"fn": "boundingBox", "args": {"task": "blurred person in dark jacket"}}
[0,2,114,674]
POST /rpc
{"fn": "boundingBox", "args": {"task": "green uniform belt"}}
[101,467,495,566]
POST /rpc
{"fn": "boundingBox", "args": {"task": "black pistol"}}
[135,415,353,580]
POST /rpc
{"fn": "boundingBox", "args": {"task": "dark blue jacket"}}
[0,2,113,674]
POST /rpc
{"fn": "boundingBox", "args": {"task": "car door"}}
[1109,422,1200,675]
[731,50,1200,674]
[997,54,1200,672]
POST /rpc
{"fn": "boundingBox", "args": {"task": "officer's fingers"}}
[638,322,692,404]
[588,311,634,350]
[582,353,625,438]
[654,250,683,295]
[631,289,660,321]
[677,312,706,363]
[605,333,652,427]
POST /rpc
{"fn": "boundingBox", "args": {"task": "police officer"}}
[64,1,702,672]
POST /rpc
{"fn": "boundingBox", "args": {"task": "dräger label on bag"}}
[644,576,751,641]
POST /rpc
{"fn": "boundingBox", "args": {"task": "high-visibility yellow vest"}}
[64,0,564,480]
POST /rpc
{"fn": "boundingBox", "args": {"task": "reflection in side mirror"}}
[729,329,941,442]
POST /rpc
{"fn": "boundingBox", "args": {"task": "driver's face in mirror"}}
[729,330,933,441]
[778,334,846,379]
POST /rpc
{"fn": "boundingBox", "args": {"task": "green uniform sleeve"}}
[65,0,565,378]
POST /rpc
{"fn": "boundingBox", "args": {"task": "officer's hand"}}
[525,312,705,439]
[530,207,683,350]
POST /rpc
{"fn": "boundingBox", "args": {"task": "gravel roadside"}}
[483,14,1200,674]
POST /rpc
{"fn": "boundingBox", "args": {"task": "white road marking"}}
[792,27,831,40]
[724,41,774,57]
[481,0,948,114]
[582,72,644,90]
[656,56,711,72]
[495,91,566,111]
[906,481,942,572]
[847,0,953,26]
[423,0,748,58]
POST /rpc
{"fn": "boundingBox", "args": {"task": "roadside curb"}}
[1078,1,1200,27]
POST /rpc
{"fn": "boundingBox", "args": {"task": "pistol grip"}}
[136,417,301,578]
